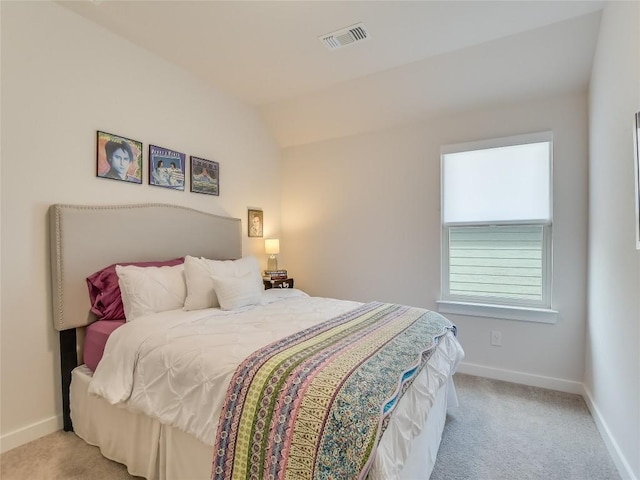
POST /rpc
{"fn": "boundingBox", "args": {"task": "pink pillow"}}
[86,257,184,320]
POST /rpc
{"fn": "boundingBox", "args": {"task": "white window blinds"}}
[442,138,552,225]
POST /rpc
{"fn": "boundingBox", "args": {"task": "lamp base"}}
[267,255,278,271]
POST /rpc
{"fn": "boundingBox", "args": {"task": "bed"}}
[49,203,464,480]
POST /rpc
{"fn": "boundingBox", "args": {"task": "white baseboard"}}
[456,362,584,394]
[582,386,637,480]
[0,415,62,454]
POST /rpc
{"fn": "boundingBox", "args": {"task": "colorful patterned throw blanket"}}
[212,302,456,480]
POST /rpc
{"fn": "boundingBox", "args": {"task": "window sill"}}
[436,300,558,324]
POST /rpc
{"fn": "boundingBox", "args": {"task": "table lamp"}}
[265,238,280,271]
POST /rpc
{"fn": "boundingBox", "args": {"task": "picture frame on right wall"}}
[634,111,640,249]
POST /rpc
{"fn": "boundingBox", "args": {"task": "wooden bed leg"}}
[59,329,77,432]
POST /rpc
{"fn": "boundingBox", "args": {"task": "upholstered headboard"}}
[49,203,242,331]
[48,203,242,431]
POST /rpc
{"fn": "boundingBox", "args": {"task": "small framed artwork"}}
[248,208,263,238]
[149,145,186,191]
[190,156,219,196]
[634,111,640,249]
[96,131,142,183]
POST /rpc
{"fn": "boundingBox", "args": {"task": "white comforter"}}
[89,289,361,445]
[88,289,465,479]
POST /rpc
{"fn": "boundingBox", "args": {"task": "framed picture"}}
[149,145,186,191]
[248,209,263,237]
[190,156,219,196]
[634,112,640,249]
[96,131,142,183]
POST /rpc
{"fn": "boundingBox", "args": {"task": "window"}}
[438,132,557,323]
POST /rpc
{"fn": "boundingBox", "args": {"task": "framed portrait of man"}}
[96,131,143,184]
[248,209,263,238]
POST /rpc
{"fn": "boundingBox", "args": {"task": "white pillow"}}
[210,272,263,311]
[183,256,217,310]
[116,264,187,321]
[183,255,262,310]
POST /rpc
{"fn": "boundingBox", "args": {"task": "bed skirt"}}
[70,331,462,480]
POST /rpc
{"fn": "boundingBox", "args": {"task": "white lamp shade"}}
[265,239,280,255]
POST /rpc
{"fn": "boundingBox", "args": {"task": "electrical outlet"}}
[491,330,502,346]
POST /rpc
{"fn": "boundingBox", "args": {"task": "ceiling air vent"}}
[319,23,370,51]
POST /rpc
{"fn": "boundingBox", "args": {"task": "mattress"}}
[83,319,125,372]
[79,289,464,479]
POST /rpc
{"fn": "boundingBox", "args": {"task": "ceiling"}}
[57,0,605,147]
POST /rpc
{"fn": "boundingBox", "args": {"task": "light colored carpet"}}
[0,374,620,479]
[430,374,620,480]
[0,430,141,480]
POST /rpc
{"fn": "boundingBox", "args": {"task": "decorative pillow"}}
[210,272,263,311]
[183,255,263,310]
[86,257,184,320]
[116,264,187,321]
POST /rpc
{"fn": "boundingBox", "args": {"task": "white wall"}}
[586,2,640,479]
[282,91,588,392]
[0,1,282,451]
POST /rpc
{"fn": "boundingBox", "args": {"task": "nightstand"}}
[263,278,294,289]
